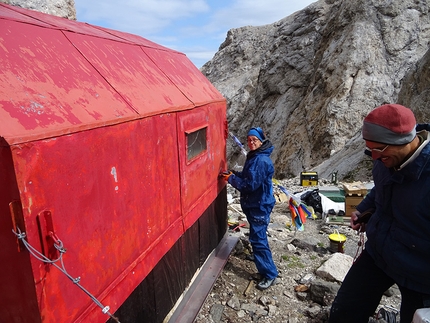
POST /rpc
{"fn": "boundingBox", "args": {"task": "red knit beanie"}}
[362,104,416,145]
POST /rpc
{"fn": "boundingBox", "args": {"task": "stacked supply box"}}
[300,172,318,186]
[342,182,368,215]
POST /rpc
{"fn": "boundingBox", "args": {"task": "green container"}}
[320,189,345,203]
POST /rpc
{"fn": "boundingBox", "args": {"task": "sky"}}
[74,0,316,69]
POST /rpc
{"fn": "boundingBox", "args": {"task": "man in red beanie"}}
[329,104,430,323]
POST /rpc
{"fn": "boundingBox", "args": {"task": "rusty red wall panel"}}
[65,32,194,115]
[0,19,138,144]
[0,3,172,50]
[0,3,53,26]
[0,5,225,145]
[91,24,177,51]
[10,114,182,322]
[0,141,41,323]
[144,47,224,106]
[177,102,228,229]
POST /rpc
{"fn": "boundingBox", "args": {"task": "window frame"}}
[185,125,208,163]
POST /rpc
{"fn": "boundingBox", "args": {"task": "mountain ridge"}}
[202,0,430,180]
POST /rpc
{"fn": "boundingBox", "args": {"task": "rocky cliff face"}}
[202,0,430,180]
[398,47,430,121]
[0,0,76,19]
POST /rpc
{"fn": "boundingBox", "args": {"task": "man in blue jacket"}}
[329,104,430,323]
[222,127,278,290]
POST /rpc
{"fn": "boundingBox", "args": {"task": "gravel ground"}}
[194,178,401,323]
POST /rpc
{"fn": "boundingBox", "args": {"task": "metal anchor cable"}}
[12,227,121,323]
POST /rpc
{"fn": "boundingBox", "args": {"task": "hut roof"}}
[0,3,224,145]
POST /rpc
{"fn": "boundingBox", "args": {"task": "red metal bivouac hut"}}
[0,3,228,322]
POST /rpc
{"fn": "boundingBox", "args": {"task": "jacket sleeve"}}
[231,169,242,177]
[228,157,268,192]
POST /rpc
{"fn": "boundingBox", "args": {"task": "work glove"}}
[220,171,233,181]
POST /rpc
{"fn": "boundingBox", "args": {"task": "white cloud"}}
[76,0,210,35]
[74,0,316,67]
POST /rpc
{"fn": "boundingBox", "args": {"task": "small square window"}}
[186,127,207,160]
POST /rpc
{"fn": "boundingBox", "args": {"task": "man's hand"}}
[351,208,375,232]
[350,211,364,231]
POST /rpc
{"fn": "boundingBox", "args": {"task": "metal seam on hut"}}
[0,3,228,322]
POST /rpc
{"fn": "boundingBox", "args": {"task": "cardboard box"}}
[344,195,364,216]
[300,172,318,186]
[342,182,367,196]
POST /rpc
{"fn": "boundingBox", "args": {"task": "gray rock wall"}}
[202,0,430,180]
[398,47,430,122]
[0,0,76,19]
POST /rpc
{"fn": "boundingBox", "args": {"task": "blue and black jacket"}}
[357,124,430,293]
[228,140,276,213]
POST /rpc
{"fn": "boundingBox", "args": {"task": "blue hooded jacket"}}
[228,140,276,213]
[357,124,430,293]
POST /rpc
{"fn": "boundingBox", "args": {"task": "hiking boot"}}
[256,277,277,290]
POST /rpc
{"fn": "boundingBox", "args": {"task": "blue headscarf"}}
[247,127,265,142]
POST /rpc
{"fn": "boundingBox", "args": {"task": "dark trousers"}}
[329,249,429,323]
[245,207,278,280]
